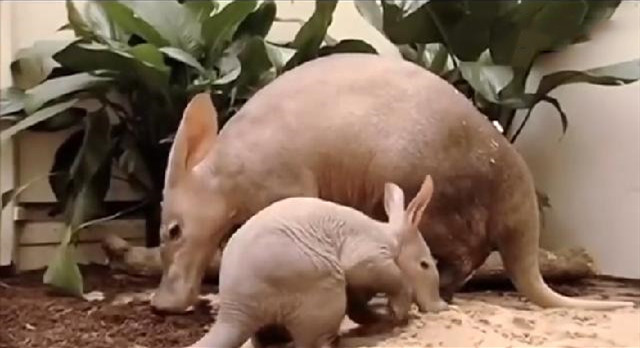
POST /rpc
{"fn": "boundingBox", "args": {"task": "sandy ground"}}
[233,279,640,348]
[335,291,640,348]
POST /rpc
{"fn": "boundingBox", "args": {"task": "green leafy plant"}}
[0,0,375,296]
[356,0,640,141]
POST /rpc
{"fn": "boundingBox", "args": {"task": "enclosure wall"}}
[1,1,639,278]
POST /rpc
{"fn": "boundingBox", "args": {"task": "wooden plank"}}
[17,239,146,272]
[19,219,145,245]
[13,202,146,222]
[0,125,16,266]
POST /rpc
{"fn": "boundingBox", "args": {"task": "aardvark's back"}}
[213,53,507,214]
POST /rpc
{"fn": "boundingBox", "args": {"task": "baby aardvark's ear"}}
[165,93,219,188]
[405,175,434,228]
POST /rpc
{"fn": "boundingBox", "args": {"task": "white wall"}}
[1,1,639,277]
[516,2,640,278]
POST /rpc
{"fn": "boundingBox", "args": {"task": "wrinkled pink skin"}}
[152,53,633,313]
[189,177,445,348]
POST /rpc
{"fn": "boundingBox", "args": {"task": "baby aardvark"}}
[188,175,446,348]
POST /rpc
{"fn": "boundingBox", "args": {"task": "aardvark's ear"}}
[165,93,219,188]
[405,175,434,228]
[384,181,405,225]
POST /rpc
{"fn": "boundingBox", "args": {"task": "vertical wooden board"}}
[0,131,16,266]
[0,0,15,267]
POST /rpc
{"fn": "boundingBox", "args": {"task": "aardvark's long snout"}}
[417,298,448,313]
[151,275,198,313]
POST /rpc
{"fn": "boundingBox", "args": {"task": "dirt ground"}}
[1,265,639,348]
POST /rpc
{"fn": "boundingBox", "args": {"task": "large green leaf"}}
[208,39,246,86]
[44,108,113,296]
[214,53,242,85]
[264,43,296,72]
[511,95,568,142]
[117,134,154,193]
[422,43,452,75]
[97,1,169,47]
[43,242,84,297]
[65,0,94,40]
[580,0,621,37]
[120,0,206,55]
[235,0,277,39]
[65,0,129,44]
[400,0,433,16]
[490,1,589,68]
[536,59,640,97]
[202,0,258,66]
[428,1,510,61]
[159,47,206,74]
[49,130,85,210]
[234,37,275,97]
[0,99,79,144]
[2,171,64,210]
[318,39,378,57]
[29,107,86,133]
[66,108,113,228]
[458,51,514,103]
[10,40,75,90]
[23,73,111,114]
[508,59,640,142]
[54,42,170,92]
[398,43,452,75]
[355,0,383,32]
[182,0,218,22]
[284,0,338,71]
[127,44,170,72]
[1,88,26,116]
[380,0,441,46]
[379,1,509,60]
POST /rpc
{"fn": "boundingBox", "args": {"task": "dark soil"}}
[1,264,638,348]
[0,265,216,348]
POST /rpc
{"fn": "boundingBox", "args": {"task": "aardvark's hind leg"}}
[286,285,346,348]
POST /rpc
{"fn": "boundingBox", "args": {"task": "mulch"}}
[0,265,216,348]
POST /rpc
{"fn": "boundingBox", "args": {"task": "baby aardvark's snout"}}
[417,298,449,313]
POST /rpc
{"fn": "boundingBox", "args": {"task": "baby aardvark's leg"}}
[285,283,346,348]
[186,307,255,348]
[348,259,412,325]
[345,287,381,325]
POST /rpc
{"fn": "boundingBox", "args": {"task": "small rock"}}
[83,291,105,302]
[25,323,36,331]
[112,291,152,305]
[447,304,461,311]
[512,316,534,330]
[492,121,503,133]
